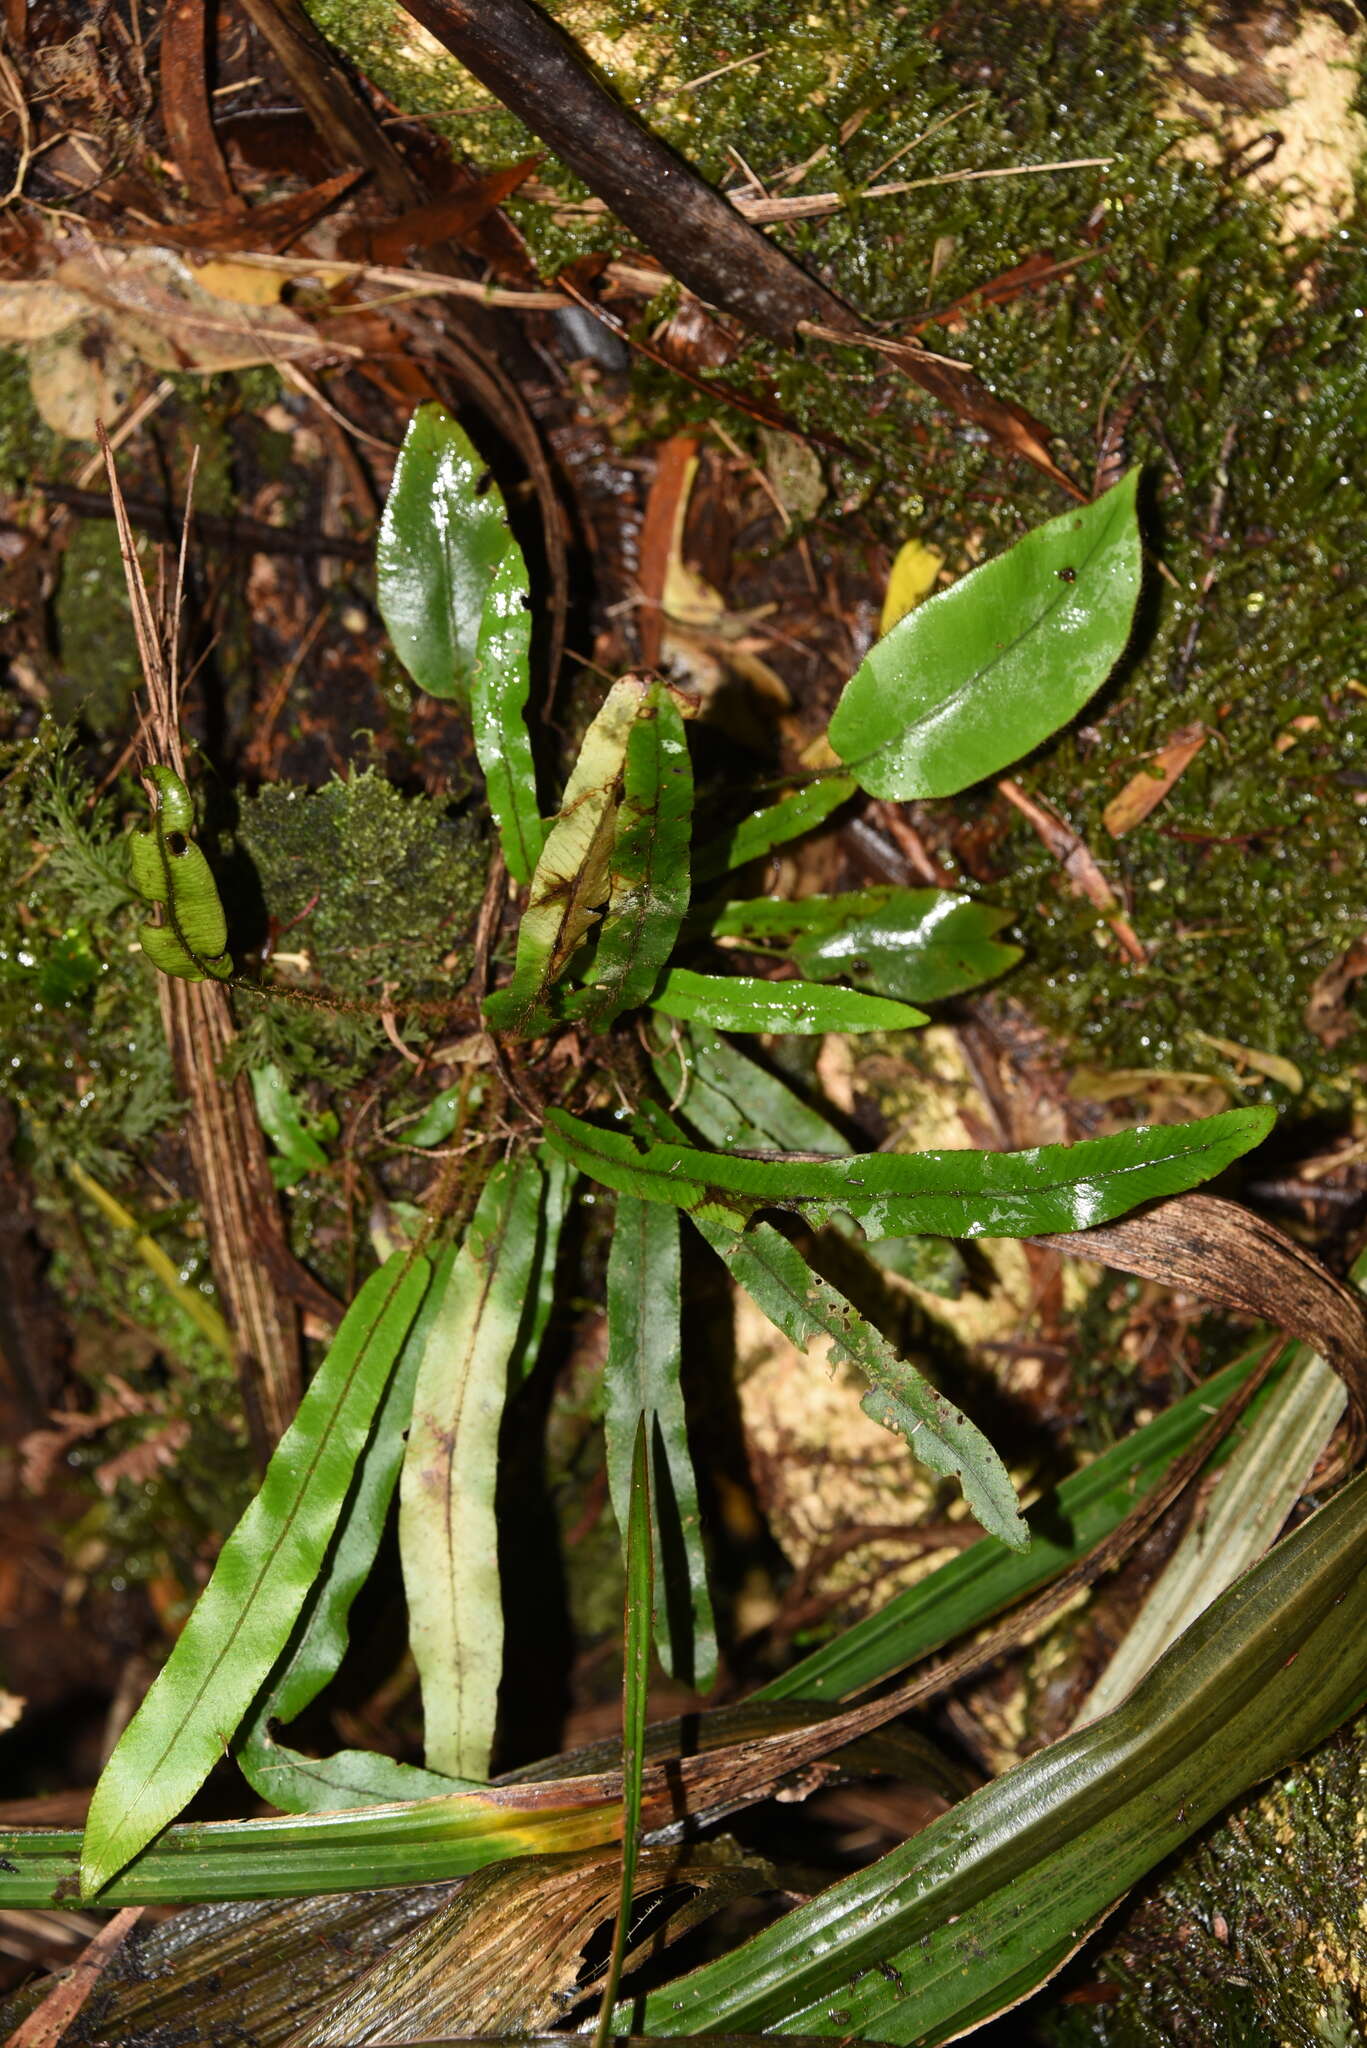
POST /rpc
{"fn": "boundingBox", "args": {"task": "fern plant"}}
[63,405,1278,1911]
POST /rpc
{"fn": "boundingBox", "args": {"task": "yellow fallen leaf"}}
[1191,1030,1303,1095]
[190,258,289,307]
[880,538,944,635]
[1102,721,1209,837]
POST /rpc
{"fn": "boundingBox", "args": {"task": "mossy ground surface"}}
[307,0,1367,1102]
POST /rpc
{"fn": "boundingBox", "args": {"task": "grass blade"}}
[79,1253,430,1899]
[544,1103,1275,1237]
[758,1338,1286,1702]
[829,469,1141,800]
[652,968,926,1035]
[606,1196,716,1689]
[631,1468,1367,2042]
[567,681,693,1031]
[400,1157,543,1780]
[593,1415,654,2048]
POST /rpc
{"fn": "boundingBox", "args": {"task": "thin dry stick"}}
[98,426,303,1457]
[2,1906,144,2048]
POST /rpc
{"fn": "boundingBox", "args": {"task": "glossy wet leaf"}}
[697,1211,1026,1550]
[79,1252,430,1898]
[484,679,645,1038]
[566,682,693,1031]
[652,968,926,1037]
[709,887,1022,1003]
[249,1062,331,1190]
[128,764,232,983]
[649,1022,850,1157]
[691,776,857,885]
[471,538,545,885]
[400,1157,543,1781]
[632,1467,1367,2043]
[829,469,1142,800]
[544,1103,1275,1239]
[239,1247,481,1811]
[605,1197,716,1688]
[376,403,510,709]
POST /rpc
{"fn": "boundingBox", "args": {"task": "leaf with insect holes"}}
[830,470,1142,800]
[79,1253,429,1897]
[128,765,232,982]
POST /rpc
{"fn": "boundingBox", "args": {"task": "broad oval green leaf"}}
[605,1196,716,1687]
[400,1157,544,1781]
[829,469,1142,800]
[709,886,1022,1002]
[631,1466,1367,2043]
[544,1103,1275,1239]
[376,404,511,708]
[651,969,926,1036]
[79,1252,430,1899]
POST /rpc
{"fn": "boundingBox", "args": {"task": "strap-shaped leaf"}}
[696,1209,1025,1550]
[471,537,545,885]
[630,1467,1367,2043]
[692,775,857,885]
[514,1147,576,1383]
[605,1196,717,1688]
[709,887,1022,1002]
[79,1252,430,1898]
[484,678,647,1038]
[399,1155,544,1781]
[652,968,926,1036]
[649,1022,850,1157]
[829,469,1142,800]
[127,764,232,983]
[544,1103,1276,1239]
[238,1247,481,1811]
[565,681,693,1031]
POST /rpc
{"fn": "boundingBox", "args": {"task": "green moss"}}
[0,727,180,1186]
[307,0,1366,1085]
[237,768,484,997]
[1039,1711,1367,2047]
[49,522,146,734]
[0,345,57,494]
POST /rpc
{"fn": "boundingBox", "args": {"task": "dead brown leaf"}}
[1102,722,1210,837]
[1305,932,1367,1047]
